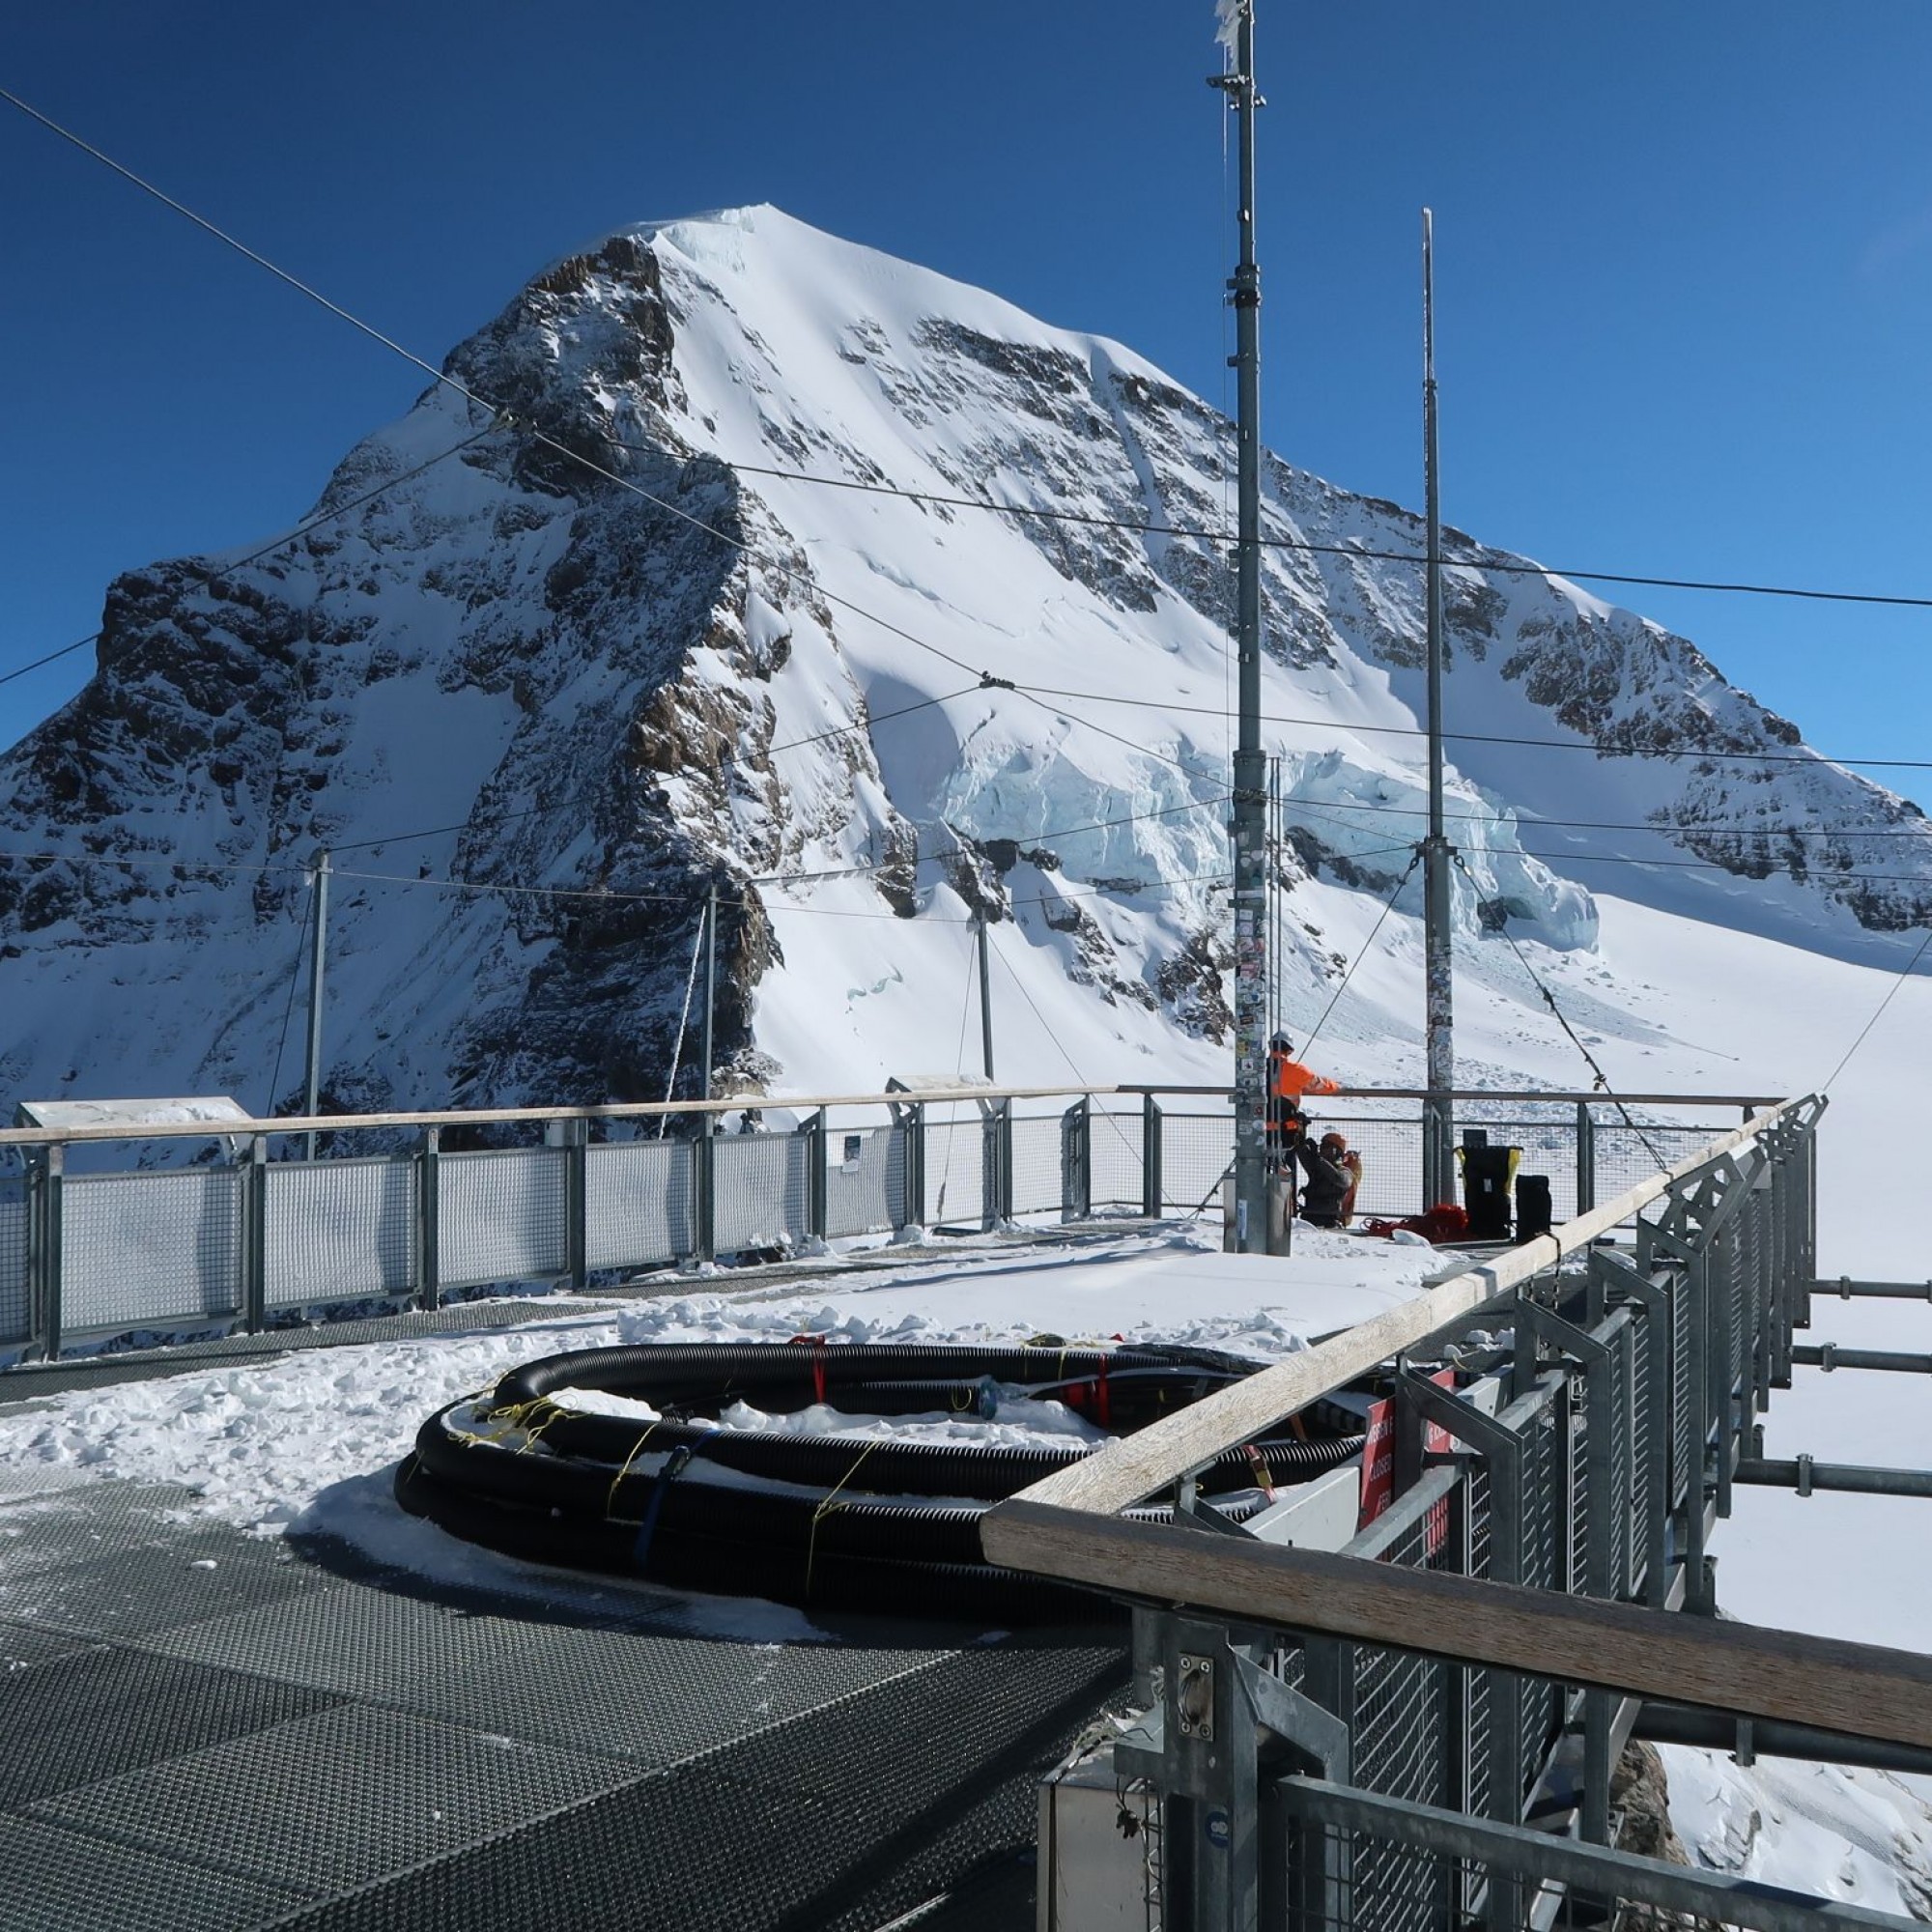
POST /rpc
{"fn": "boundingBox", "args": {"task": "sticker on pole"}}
[1205,1809,1232,1849]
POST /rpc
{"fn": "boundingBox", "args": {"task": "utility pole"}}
[1421,209,1456,1205]
[701,882,718,1133]
[976,916,995,1080]
[1213,1,1270,1253]
[302,848,331,1160]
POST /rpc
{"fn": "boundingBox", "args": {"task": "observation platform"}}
[8,1084,1905,1931]
[0,1226,1451,1931]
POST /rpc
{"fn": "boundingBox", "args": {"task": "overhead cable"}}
[1016,683,1932,776]
[696,452,1932,613]
[1819,926,1932,1094]
[1300,850,1423,1054]
[1458,852,1669,1171]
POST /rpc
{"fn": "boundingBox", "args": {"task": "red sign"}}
[1357,1368,1458,1556]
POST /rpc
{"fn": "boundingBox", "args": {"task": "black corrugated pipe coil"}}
[395,1338,1365,1622]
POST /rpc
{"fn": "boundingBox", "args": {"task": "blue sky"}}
[3,1,1928,787]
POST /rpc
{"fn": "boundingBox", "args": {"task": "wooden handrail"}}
[0,1083,1781,1149]
[0,1082,1120,1148]
[978,1501,1932,1750]
[1125,1085,1782,1108]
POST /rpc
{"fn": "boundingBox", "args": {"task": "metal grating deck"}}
[0,1463,1124,1930]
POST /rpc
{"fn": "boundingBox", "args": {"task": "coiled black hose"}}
[395,1338,1366,1623]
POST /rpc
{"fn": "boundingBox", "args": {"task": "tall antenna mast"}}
[1421,208,1456,1203]
[1213,1,1270,1252]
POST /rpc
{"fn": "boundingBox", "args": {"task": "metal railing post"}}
[1293,1636,1356,1931]
[980,1099,1012,1233]
[1143,1093,1163,1220]
[693,1127,716,1263]
[803,1110,828,1242]
[898,1102,925,1236]
[242,1136,268,1335]
[565,1119,588,1291]
[417,1127,441,1313]
[1062,1095,1092,1223]
[27,1144,63,1362]
[1575,1099,1595,1216]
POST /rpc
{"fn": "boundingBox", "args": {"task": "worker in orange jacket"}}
[1266,1032,1339,1170]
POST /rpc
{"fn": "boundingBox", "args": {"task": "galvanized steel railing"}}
[0,1084,1773,1360]
[982,1097,1927,1932]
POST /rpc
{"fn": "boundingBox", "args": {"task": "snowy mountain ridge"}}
[2,203,1927,1116]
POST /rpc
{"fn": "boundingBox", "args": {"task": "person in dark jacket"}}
[1293,1131,1360,1229]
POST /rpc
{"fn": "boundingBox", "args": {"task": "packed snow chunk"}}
[1661,1745,1932,1921]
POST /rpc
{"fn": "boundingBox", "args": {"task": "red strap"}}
[789,1333,829,1406]
[1094,1356,1112,1429]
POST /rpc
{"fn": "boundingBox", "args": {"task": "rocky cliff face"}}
[2,206,1926,1116]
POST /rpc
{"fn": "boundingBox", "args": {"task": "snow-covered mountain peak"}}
[2,206,1927,1116]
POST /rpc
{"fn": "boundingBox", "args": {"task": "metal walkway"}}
[0,1463,1123,1930]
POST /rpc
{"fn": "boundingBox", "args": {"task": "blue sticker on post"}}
[1205,1809,1232,1849]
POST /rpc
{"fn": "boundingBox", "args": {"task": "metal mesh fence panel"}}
[61,1167,244,1331]
[1604,1318,1634,1601]
[1517,1413,1566,1784]
[584,1139,692,1269]
[263,1156,416,1308]
[822,1126,896,1239]
[437,1147,568,1290]
[1593,1122,1726,1208]
[1158,1113,1231,1214]
[0,1176,26,1345]
[1464,1463,1494,1832]
[1671,1272,1695,1510]
[1735,1194,1755,1393]
[1627,1307,1654,1599]
[923,1107,987,1228]
[1009,1112,1065,1219]
[712,1131,810,1254]
[1088,1107,1145,1208]
[1342,1509,1452,1932]
[1568,1378,1590,1598]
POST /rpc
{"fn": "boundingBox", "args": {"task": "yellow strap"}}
[805,1437,882,1598]
[604,1419,664,1520]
